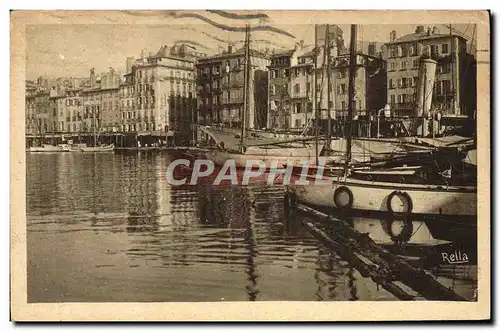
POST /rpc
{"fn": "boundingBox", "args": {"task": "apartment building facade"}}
[122,44,200,143]
[196,46,269,130]
[288,47,387,130]
[267,49,294,129]
[64,88,83,133]
[383,25,472,117]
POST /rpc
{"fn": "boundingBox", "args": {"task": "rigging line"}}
[440,24,474,41]
[408,220,425,241]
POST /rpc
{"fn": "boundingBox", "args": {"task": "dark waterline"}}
[26,152,476,302]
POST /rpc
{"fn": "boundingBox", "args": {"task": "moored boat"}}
[80,144,115,152]
[287,174,476,222]
[27,144,71,152]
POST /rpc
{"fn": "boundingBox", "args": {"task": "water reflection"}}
[26,152,476,302]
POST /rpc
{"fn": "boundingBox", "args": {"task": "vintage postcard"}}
[11,10,490,321]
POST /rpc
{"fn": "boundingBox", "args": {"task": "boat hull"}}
[80,144,115,152]
[206,149,335,168]
[289,177,477,221]
[27,145,70,152]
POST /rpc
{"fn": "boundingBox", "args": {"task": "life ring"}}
[383,215,414,244]
[386,191,413,215]
[333,186,354,210]
[284,191,297,218]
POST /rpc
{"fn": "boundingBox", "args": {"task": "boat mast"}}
[93,96,97,147]
[325,24,332,156]
[345,24,357,171]
[240,24,251,153]
[313,25,319,165]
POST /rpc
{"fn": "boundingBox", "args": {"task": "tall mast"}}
[325,24,332,156]
[313,25,319,165]
[345,24,357,170]
[240,24,250,153]
[94,96,97,146]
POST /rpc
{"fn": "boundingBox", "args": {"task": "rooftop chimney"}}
[427,28,432,36]
[432,26,440,34]
[389,30,397,42]
[228,45,232,54]
[416,25,425,34]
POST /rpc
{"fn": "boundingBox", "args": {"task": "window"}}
[341,101,346,110]
[390,46,398,58]
[412,59,419,69]
[390,62,397,71]
[441,80,451,95]
[295,119,301,127]
[401,77,407,88]
[389,79,393,89]
[410,44,417,56]
[390,95,396,104]
[401,61,407,70]
[294,84,300,94]
[440,62,451,74]
[441,43,449,54]
[270,85,276,95]
[401,45,408,57]
[368,44,376,55]
[430,44,439,58]
[398,94,403,103]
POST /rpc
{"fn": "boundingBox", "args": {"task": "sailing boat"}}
[287,25,477,223]
[205,24,324,168]
[80,106,114,152]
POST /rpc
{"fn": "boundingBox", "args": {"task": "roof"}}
[199,48,269,62]
[270,49,295,58]
[387,32,466,45]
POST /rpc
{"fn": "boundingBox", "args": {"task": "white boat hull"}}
[80,144,115,152]
[289,177,477,219]
[27,145,70,152]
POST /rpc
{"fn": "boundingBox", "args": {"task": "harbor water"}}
[27,152,477,302]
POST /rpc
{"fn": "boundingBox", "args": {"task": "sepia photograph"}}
[10,9,490,321]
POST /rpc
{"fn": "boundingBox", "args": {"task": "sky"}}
[25,11,476,81]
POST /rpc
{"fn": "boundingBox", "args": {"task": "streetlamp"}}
[377,104,391,139]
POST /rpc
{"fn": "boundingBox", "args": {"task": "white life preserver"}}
[333,186,354,210]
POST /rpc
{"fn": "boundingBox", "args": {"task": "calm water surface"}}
[26,152,476,302]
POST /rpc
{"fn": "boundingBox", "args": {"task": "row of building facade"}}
[26,25,476,143]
